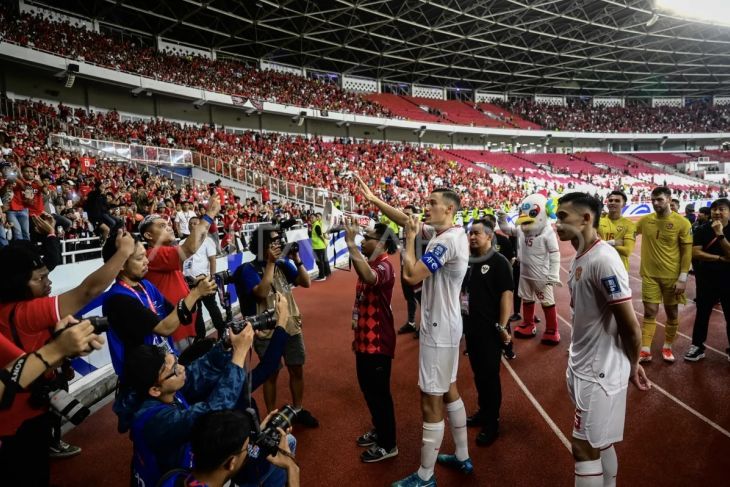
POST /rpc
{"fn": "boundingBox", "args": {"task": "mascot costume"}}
[499,194,561,344]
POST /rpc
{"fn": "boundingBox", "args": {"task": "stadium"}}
[0,0,728,485]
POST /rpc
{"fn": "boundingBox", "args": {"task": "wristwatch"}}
[495,323,508,333]
[717,234,726,240]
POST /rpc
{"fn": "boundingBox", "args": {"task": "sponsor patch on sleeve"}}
[431,244,447,259]
[601,275,621,295]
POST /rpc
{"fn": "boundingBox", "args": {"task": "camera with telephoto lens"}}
[251,405,297,458]
[229,309,277,334]
[49,388,90,425]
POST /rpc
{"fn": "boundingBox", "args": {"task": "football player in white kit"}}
[354,175,471,487]
[555,192,650,487]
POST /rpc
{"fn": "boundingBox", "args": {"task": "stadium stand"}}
[498,98,730,133]
[0,7,392,118]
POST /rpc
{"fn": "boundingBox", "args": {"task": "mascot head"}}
[516,193,556,232]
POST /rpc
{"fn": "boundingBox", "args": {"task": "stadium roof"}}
[47,0,730,97]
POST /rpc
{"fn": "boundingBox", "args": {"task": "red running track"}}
[51,238,729,486]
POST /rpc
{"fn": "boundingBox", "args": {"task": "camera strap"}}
[6,304,25,350]
[0,354,26,409]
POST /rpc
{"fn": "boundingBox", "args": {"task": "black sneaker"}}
[503,341,517,360]
[361,445,398,463]
[293,409,319,428]
[49,440,81,458]
[413,329,420,339]
[398,322,417,334]
[466,412,481,428]
[509,313,521,322]
[476,426,499,446]
[356,429,378,447]
[684,345,706,362]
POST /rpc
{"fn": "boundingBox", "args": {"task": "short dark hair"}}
[432,188,461,212]
[698,206,711,216]
[191,410,252,472]
[557,192,603,229]
[372,223,399,254]
[0,241,47,302]
[671,198,680,205]
[711,198,730,210]
[484,213,497,225]
[607,190,627,203]
[472,218,495,233]
[123,345,167,396]
[249,224,280,261]
[404,204,418,213]
[651,186,671,198]
[102,229,143,263]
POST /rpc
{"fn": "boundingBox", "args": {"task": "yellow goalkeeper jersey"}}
[636,212,693,279]
[597,216,636,271]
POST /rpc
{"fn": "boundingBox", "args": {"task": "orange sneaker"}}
[639,350,652,363]
[661,347,675,363]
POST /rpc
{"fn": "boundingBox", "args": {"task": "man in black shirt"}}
[685,198,730,362]
[462,219,514,445]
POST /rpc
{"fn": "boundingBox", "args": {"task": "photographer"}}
[113,293,290,487]
[182,216,226,339]
[233,225,318,427]
[158,410,300,487]
[0,317,105,483]
[0,228,134,486]
[0,318,104,406]
[99,237,217,376]
[139,193,221,348]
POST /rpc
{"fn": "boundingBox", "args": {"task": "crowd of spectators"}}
[499,98,730,133]
[0,100,313,255]
[1,98,725,256]
[0,7,392,118]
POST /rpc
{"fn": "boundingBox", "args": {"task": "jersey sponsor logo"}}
[666,223,674,230]
[481,264,490,274]
[431,244,447,258]
[601,275,621,295]
[574,266,583,281]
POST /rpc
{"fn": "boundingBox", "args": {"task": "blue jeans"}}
[7,209,30,241]
[236,434,297,487]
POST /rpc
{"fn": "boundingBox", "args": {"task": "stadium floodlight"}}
[655,0,730,25]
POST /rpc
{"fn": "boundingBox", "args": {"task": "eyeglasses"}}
[159,356,180,383]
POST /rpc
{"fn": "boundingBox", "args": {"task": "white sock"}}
[446,398,469,461]
[417,421,444,481]
[600,446,617,487]
[575,459,603,487]
[641,346,650,353]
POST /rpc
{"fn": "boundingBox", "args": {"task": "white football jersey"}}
[568,240,632,394]
[419,225,469,347]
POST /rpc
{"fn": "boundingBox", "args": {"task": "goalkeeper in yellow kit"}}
[598,190,636,271]
[635,187,693,363]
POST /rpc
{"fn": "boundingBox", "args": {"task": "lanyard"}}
[117,280,156,313]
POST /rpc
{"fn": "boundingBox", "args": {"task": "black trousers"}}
[400,276,421,324]
[512,263,521,314]
[0,412,52,486]
[465,332,502,430]
[355,352,396,450]
[314,248,331,278]
[198,292,226,336]
[691,277,730,348]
